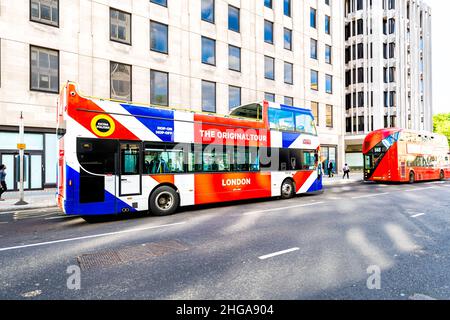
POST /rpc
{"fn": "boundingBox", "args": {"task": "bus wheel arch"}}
[409,171,416,184]
[148,184,180,216]
[281,178,296,199]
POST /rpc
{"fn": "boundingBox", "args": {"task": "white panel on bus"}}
[175,174,195,206]
[174,112,194,144]
[270,131,283,148]
[270,172,287,197]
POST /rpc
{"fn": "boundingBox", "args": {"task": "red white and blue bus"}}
[363,128,450,183]
[56,82,323,218]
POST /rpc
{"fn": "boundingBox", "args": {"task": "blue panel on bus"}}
[282,132,300,148]
[121,104,175,142]
[280,104,312,115]
[307,176,323,193]
[65,165,137,216]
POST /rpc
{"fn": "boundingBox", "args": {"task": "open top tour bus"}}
[363,128,450,183]
[56,82,323,217]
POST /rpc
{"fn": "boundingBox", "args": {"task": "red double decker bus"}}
[363,128,450,183]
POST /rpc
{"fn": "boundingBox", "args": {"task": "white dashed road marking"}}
[411,213,426,218]
[258,248,300,260]
[244,202,325,216]
[352,193,389,200]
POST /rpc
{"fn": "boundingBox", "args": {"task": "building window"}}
[201,0,214,23]
[326,105,333,128]
[310,39,318,59]
[150,0,167,7]
[110,8,131,45]
[284,0,291,17]
[228,45,241,72]
[264,0,272,9]
[311,70,318,91]
[30,0,59,27]
[264,20,274,44]
[228,5,240,32]
[110,61,132,101]
[202,80,216,113]
[284,28,292,51]
[30,46,59,93]
[150,70,168,106]
[264,56,275,80]
[325,45,332,64]
[229,86,241,109]
[150,21,168,54]
[284,62,293,85]
[310,8,317,28]
[311,102,319,126]
[325,74,333,93]
[325,15,331,34]
[201,37,216,66]
[284,96,294,106]
[264,92,275,102]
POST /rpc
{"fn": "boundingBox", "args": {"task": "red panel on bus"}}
[194,172,271,205]
[293,171,314,192]
[150,175,175,185]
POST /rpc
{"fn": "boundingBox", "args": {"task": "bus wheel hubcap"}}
[156,192,173,210]
[282,184,292,196]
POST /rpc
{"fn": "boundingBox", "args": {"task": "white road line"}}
[351,193,388,200]
[259,247,300,260]
[45,215,80,220]
[0,222,186,253]
[0,222,8,224]
[244,202,325,216]
[404,187,436,192]
[411,213,426,218]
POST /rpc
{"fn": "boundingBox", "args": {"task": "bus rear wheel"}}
[281,180,295,199]
[149,186,179,216]
[409,172,415,184]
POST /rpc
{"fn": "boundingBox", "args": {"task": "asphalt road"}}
[0,180,449,300]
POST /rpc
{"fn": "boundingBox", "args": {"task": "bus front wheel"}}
[149,186,180,216]
[281,180,295,199]
[409,172,415,184]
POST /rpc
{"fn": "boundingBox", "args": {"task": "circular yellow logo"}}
[91,115,116,137]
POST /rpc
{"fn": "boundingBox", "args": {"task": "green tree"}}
[433,113,450,145]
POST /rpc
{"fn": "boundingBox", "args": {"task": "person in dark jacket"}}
[0,164,7,201]
[327,161,334,178]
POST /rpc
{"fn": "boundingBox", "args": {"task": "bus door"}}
[119,142,142,196]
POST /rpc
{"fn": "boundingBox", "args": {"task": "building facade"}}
[344,0,432,169]
[0,0,345,190]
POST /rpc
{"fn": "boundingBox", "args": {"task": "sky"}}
[426,0,450,114]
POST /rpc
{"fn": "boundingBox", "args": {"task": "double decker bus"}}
[56,82,323,218]
[363,128,450,183]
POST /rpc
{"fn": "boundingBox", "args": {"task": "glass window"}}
[284,62,293,84]
[311,102,319,126]
[144,144,184,174]
[311,70,318,91]
[326,74,333,93]
[202,80,216,113]
[295,113,316,135]
[150,0,167,7]
[310,8,317,28]
[264,56,275,80]
[110,61,132,101]
[45,133,57,184]
[326,104,333,128]
[268,108,295,131]
[150,70,168,106]
[121,143,140,175]
[264,0,272,9]
[284,0,291,17]
[228,5,240,32]
[150,21,168,54]
[77,138,117,175]
[30,46,59,93]
[284,96,294,106]
[325,45,332,64]
[264,20,273,44]
[302,151,317,170]
[110,8,131,44]
[284,28,292,51]
[228,45,241,72]
[30,0,58,26]
[310,39,318,59]
[202,37,216,65]
[229,86,241,109]
[325,15,331,34]
[201,0,214,23]
[265,93,275,102]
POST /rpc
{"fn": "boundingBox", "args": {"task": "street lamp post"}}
[15,112,28,206]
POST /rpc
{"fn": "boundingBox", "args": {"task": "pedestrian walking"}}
[0,164,7,201]
[343,163,350,179]
[328,161,334,178]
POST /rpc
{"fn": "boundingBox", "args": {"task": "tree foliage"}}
[433,113,450,145]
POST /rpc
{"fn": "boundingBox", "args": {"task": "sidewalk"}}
[322,172,364,186]
[0,189,58,213]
